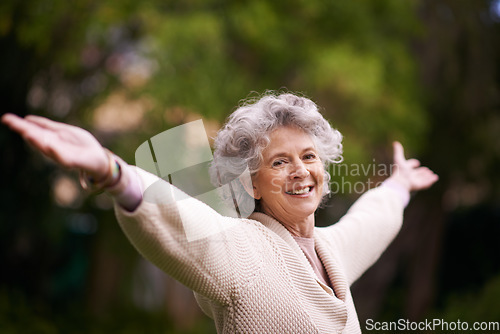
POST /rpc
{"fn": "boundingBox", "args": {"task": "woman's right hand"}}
[2,113,109,180]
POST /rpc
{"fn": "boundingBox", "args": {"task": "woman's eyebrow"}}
[301,146,317,153]
[267,147,317,161]
[267,152,288,161]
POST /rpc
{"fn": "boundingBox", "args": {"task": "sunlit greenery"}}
[2,0,500,332]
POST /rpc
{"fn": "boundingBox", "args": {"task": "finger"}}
[2,113,25,129]
[421,168,439,181]
[414,168,439,189]
[1,113,19,126]
[415,166,437,177]
[2,115,57,153]
[25,115,70,131]
[2,114,44,137]
[393,141,406,166]
[407,159,421,168]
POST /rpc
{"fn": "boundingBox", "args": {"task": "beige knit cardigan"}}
[114,168,404,333]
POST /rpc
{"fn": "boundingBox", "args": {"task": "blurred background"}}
[1,0,499,333]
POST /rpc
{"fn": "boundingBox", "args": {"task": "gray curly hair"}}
[210,92,343,216]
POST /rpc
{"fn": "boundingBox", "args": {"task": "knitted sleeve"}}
[320,186,405,285]
[113,167,263,306]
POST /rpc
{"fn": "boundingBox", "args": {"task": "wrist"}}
[382,178,411,207]
[79,149,121,192]
[108,165,143,211]
[387,173,411,192]
[86,149,111,181]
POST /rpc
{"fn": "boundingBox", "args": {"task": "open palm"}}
[390,141,438,192]
[2,114,109,179]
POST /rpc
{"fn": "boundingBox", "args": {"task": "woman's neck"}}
[261,207,315,238]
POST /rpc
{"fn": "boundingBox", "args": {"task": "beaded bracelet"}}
[79,149,121,192]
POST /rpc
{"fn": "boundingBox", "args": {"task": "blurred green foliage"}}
[0,0,428,163]
[1,0,500,332]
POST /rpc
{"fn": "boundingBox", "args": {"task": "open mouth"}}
[285,186,313,195]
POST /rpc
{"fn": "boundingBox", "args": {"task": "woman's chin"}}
[285,201,320,219]
[285,193,321,211]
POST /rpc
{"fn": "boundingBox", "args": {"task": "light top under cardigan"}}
[114,167,405,333]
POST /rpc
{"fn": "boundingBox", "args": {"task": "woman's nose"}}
[288,161,310,179]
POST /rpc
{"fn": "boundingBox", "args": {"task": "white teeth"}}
[286,187,310,195]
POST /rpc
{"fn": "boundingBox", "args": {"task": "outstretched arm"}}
[2,113,259,303]
[322,141,439,284]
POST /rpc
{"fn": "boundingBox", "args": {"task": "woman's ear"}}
[239,174,261,200]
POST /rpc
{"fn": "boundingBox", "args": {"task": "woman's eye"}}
[272,159,286,167]
[304,153,317,160]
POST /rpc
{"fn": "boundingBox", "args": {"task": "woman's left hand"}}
[389,141,439,192]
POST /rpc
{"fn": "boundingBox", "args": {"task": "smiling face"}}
[251,126,325,233]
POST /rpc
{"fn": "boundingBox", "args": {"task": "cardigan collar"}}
[249,212,349,332]
[249,212,320,281]
[249,212,348,301]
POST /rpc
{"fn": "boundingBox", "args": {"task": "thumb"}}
[393,141,406,166]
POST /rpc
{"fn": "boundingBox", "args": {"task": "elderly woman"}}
[2,93,437,333]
